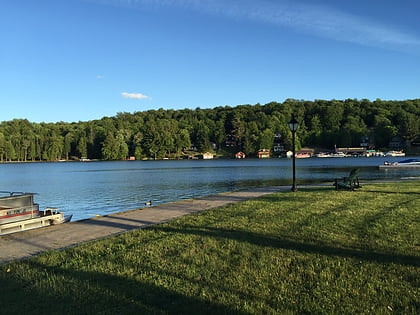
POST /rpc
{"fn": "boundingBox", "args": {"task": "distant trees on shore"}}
[0,98,419,161]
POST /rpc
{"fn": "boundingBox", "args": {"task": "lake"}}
[0,156,419,221]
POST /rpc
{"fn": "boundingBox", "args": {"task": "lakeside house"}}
[235,152,246,159]
[257,149,270,159]
[296,148,314,158]
[202,152,214,160]
[225,134,237,147]
[389,136,405,150]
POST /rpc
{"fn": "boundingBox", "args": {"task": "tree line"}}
[0,98,419,162]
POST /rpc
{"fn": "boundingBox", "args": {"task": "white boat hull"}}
[0,193,72,235]
[379,159,420,169]
[379,164,420,169]
[0,212,67,235]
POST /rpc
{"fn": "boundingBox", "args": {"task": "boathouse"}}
[202,152,214,159]
[257,149,270,159]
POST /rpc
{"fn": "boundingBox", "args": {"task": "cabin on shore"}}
[235,152,246,159]
[296,148,314,158]
[202,152,214,160]
[257,149,270,159]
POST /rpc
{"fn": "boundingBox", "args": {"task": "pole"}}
[291,130,297,192]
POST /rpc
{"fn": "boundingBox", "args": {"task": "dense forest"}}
[0,98,419,161]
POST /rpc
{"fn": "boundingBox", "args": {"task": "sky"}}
[1,0,420,123]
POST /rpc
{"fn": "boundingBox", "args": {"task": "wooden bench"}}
[334,168,361,191]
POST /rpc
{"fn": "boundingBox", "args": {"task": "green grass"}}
[1,181,419,314]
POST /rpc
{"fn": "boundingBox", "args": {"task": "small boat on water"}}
[315,152,347,158]
[0,192,72,235]
[379,158,420,169]
[295,153,311,159]
[385,150,405,157]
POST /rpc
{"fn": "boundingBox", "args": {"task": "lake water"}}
[0,156,419,221]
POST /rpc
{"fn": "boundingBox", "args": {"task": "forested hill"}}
[1,98,419,161]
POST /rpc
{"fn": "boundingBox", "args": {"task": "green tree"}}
[243,121,259,156]
[116,131,129,160]
[258,128,274,150]
[212,119,226,150]
[132,132,144,160]
[5,140,16,161]
[339,116,368,147]
[193,121,211,152]
[307,114,322,145]
[0,132,5,161]
[63,132,74,160]
[43,134,63,161]
[373,115,398,149]
[102,131,129,160]
[101,133,119,160]
[175,129,191,156]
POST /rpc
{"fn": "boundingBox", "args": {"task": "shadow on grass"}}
[362,189,420,195]
[153,226,420,268]
[1,260,246,315]
[269,185,420,196]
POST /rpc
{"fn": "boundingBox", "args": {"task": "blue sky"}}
[1,0,420,123]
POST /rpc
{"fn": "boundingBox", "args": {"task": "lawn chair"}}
[334,168,361,191]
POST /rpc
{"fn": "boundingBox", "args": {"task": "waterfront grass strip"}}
[1,181,419,314]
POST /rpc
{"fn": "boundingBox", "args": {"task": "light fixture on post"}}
[288,115,299,192]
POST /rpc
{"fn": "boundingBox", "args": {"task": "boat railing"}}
[1,205,39,215]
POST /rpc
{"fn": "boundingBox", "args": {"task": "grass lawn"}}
[1,181,419,314]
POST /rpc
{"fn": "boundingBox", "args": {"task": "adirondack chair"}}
[334,168,361,190]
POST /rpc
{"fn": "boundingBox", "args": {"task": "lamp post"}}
[288,115,298,192]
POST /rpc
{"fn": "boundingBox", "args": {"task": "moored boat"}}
[0,192,71,235]
[316,152,332,158]
[379,159,420,169]
[295,152,311,159]
[385,150,405,157]
[315,152,347,158]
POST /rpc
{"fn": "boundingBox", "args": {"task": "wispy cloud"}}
[121,92,151,100]
[250,1,420,52]
[96,0,420,53]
